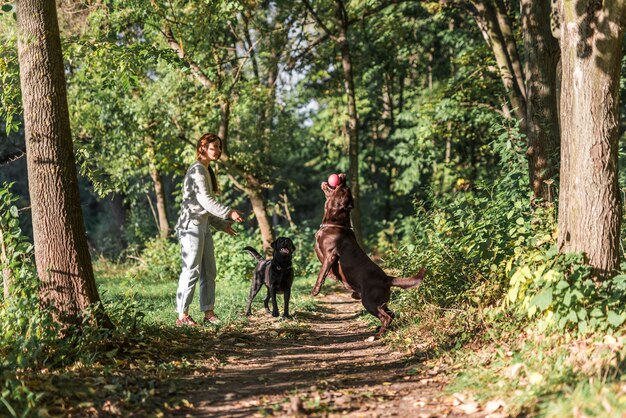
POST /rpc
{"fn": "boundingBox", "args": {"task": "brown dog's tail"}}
[390,267,426,289]
[243,246,264,263]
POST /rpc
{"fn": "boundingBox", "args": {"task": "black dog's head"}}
[272,237,296,261]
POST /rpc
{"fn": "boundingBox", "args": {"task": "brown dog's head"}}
[321,173,354,222]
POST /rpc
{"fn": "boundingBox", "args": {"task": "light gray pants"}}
[176,220,217,314]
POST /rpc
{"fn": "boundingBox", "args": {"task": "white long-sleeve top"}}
[175,161,232,231]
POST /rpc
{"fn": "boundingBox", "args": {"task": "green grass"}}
[94,257,319,329]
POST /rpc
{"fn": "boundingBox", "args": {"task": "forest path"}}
[177,290,491,418]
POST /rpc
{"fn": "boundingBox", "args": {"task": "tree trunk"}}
[16,0,110,326]
[146,137,169,239]
[335,0,364,247]
[557,0,624,278]
[149,167,169,239]
[217,99,276,255]
[521,0,560,203]
[494,0,526,100]
[218,99,230,155]
[469,0,527,126]
[249,186,275,255]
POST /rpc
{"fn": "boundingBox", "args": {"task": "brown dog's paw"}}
[311,287,321,296]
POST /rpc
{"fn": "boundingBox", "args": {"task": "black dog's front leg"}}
[270,285,280,317]
[282,287,292,319]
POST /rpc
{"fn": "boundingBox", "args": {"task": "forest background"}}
[2,0,626,416]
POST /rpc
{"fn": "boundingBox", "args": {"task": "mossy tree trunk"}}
[557,0,625,278]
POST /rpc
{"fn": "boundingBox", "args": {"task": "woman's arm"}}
[190,165,231,219]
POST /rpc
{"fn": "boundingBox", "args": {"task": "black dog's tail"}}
[390,267,426,289]
[243,246,264,263]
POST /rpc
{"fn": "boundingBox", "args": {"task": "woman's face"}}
[203,140,222,161]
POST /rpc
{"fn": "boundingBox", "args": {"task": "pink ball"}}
[328,173,340,188]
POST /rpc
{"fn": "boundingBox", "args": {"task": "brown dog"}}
[312,173,425,338]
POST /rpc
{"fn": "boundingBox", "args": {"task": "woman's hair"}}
[196,133,221,193]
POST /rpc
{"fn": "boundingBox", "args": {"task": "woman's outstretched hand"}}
[229,209,244,223]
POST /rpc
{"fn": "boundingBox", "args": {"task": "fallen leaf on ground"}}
[484,399,505,414]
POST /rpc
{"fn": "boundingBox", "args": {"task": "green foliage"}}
[124,237,180,281]
[505,244,626,335]
[386,118,531,308]
[0,20,20,135]
[122,221,319,286]
[0,183,32,294]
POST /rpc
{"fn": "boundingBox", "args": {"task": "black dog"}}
[244,237,296,318]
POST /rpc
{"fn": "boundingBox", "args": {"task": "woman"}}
[175,133,244,326]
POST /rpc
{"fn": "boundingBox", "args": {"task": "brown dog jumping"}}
[312,173,425,338]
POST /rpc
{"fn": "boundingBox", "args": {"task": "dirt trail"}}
[179,291,488,417]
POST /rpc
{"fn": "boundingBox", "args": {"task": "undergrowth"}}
[382,122,626,416]
[0,182,320,416]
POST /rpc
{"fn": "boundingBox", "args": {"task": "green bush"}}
[0,184,150,416]
[386,120,532,309]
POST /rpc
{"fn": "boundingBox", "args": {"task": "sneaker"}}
[203,315,220,325]
[176,315,199,327]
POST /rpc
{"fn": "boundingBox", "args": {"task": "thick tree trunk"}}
[521,0,560,202]
[16,0,110,326]
[557,0,624,278]
[335,0,364,247]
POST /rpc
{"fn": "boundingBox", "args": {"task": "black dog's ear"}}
[271,240,278,250]
[289,240,296,252]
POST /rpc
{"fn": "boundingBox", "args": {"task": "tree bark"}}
[335,0,364,247]
[557,0,625,278]
[146,138,169,239]
[248,185,274,255]
[521,0,560,202]
[149,167,169,239]
[16,0,110,326]
[217,100,276,255]
[469,0,527,126]
[494,0,526,100]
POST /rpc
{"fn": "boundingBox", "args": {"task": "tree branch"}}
[302,0,335,39]
[290,0,409,68]
[163,26,215,88]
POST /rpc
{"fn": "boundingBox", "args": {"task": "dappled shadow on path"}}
[173,293,458,418]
